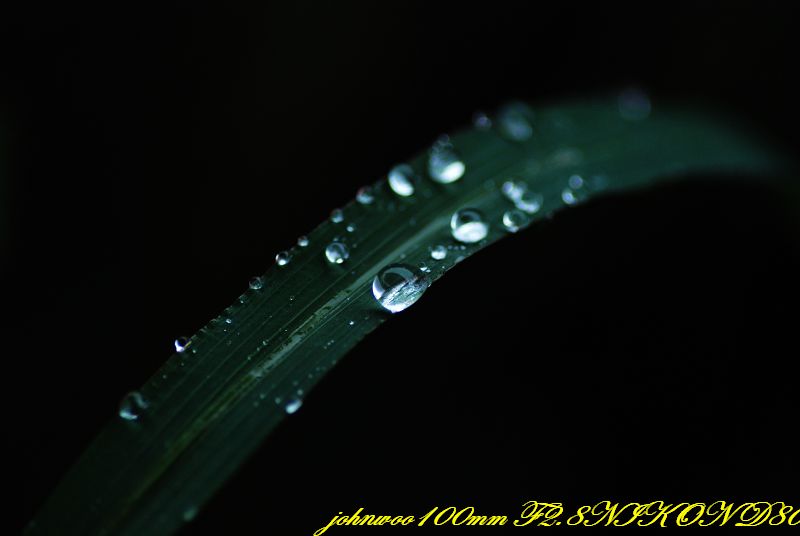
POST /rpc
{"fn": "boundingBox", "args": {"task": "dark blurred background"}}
[3,2,799,533]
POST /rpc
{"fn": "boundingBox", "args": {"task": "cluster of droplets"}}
[561,174,588,206]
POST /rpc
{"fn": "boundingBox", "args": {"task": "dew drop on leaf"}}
[562,174,588,205]
[502,209,530,232]
[325,242,350,264]
[248,276,264,290]
[284,397,303,414]
[119,391,148,421]
[276,251,291,266]
[428,137,465,183]
[330,208,344,223]
[388,164,419,197]
[496,102,534,141]
[516,190,543,214]
[174,337,189,353]
[356,186,375,204]
[297,235,309,247]
[372,263,431,313]
[451,208,489,243]
[430,244,447,260]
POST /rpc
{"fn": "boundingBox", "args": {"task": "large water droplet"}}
[503,209,530,232]
[285,397,303,414]
[275,251,291,266]
[372,263,431,313]
[618,88,651,121]
[297,235,309,247]
[356,186,375,205]
[450,208,489,243]
[330,209,344,223]
[562,174,588,205]
[119,391,149,421]
[388,164,419,197]
[428,138,465,183]
[249,276,264,290]
[430,244,447,260]
[497,102,533,141]
[174,337,189,353]
[325,242,350,264]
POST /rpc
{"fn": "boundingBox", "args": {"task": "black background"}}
[3,2,799,534]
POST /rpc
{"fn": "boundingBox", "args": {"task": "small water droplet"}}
[419,262,431,273]
[430,244,447,260]
[276,251,291,266]
[428,138,465,183]
[183,506,198,522]
[618,88,651,121]
[497,102,533,141]
[346,223,356,233]
[330,209,344,223]
[285,397,303,414]
[348,320,355,326]
[225,317,233,324]
[562,174,588,205]
[119,391,148,421]
[503,209,530,232]
[450,208,489,243]
[372,263,431,313]
[388,164,419,197]
[297,235,309,247]
[472,111,492,129]
[174,337,189,353]
[356,185,375,204]
[325,242,350,264]
[516,190,543,214]
[248,276,264,290]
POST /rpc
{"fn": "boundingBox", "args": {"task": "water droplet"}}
[183,506,198,522]
[503,209,530,232]
[562,174,588,205]
[174,337,189,353]
[388,164,419,197]
[419,262,431,273]
[356,185,375,204]
[119,391,148,421]
[372,263,431,313]
[618,88,651,121]
[516,190,543,214]
[472,111,492,129]
[346,223,356,233]
[297,235,309,247]
[428,138,465,183]
[330,209,344,223]
[276,251,291,266]
[430,244,447,260]
[348,320,355,326]
[501,180,526,202]
[450,208,489,243]
[497,102,533,141]
[285,397,303,414]
[325,242,350,264]
[248,276,264,290]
